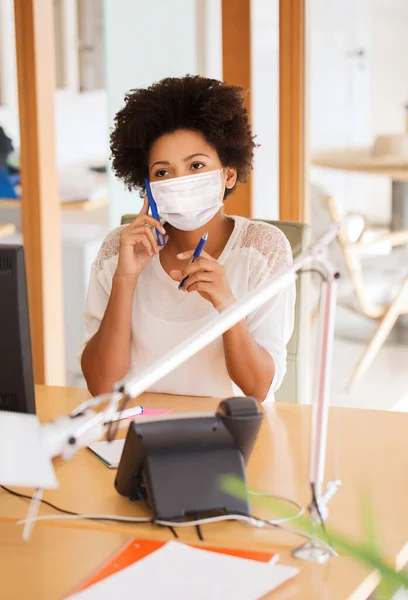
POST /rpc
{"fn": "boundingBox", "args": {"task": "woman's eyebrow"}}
[184,153,210,162]
[150,160,170,169]
[150,153,210,169]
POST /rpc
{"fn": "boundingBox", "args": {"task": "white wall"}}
[54,89,108,166]
[309,0,377,220]
[251,0,279,220]
[103,0,199,227]
[309,0,408,224]
[371,0,408,136]
[0,90,108,167]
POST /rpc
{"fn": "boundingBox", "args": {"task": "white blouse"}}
[81,215,295,402]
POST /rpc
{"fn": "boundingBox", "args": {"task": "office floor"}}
[331,337,408,412]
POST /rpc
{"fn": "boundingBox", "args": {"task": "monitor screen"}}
[0,244,36,414]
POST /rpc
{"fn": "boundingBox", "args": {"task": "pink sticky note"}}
[138,408,172,418]
[119,407,172,422]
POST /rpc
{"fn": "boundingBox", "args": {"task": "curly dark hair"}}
[110,75,256,197]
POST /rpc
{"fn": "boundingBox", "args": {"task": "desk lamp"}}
[38,224,341,561]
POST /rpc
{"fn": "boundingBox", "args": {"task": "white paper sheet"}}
[69,540,298,600]
[87,439,125,468]
[0,411,58,488]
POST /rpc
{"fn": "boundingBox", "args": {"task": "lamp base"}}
[292,540,332,564]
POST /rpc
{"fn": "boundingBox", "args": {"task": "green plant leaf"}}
[360,490,378,553]
[220,475,408,593]
[376,578,403,600]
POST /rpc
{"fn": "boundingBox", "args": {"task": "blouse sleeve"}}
[78,227,122,361]
[243,223,296,399]
[78,265,110,362]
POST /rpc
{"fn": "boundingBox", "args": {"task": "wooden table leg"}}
[391,181,408,230]
[391,180,408,343]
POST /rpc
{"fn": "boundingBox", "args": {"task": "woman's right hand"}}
[115,196,167,280]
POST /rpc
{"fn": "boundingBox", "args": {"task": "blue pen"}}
[144,178,166,246]
[179,232,208,290]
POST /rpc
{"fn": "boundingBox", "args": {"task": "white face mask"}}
[150,169,224,231]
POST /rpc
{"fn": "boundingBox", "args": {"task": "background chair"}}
[311,187,408,389]
[121,214,310,404]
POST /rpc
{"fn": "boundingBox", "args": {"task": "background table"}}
[1,385,408,599]
[312,149,408,230]
[0,222,16,239]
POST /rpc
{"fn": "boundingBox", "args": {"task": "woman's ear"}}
[224,167,238,190]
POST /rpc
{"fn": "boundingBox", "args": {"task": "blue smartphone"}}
[144,178,166,246]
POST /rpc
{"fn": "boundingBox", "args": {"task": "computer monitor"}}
[0,244,36,414]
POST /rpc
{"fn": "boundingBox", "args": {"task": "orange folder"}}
[71,538,279,596]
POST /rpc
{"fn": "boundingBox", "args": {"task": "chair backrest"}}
[262,221,309,404]
[310,186,372,315]
[121,215,137,226]
[121,215,309,404]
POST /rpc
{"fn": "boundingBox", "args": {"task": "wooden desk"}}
[1,385,408,599]
[0,521,129,600]
[0,521,375,600]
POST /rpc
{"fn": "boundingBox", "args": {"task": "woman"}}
[81,75,295,403]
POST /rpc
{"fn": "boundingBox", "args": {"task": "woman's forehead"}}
[149,130,217,164]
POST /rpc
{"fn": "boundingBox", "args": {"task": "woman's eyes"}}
[154,162,205,177]
[191,162,205,171]
[155,169,170,177]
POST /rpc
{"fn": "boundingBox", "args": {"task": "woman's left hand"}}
[170,250,236,311]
